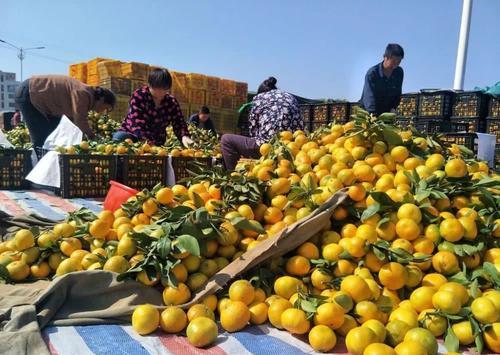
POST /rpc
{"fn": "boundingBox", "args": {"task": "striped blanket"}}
[0,190,486,355]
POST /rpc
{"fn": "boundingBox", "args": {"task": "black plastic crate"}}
[496,144,500,171]
[414,119,450,134]
[311,104,331,122]
[299,104,312,123]
[330,102,350,123]
[310,120,329,132]
[418,90,454,118]
[172,157,213,182]
[449,118,485,133]
[452,91,488,118]
[396,93,419,118]
[486,117,500,143]
[0,149,32,189]
[120,155,168,190]
[488,97,500,118]
[59,154,118,198]
[395,118,413,130]
[440,133,477,153]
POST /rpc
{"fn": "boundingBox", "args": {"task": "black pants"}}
[14,79,62,149]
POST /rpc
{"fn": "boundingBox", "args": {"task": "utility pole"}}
[0,39,45,81]
[453,0,473,90]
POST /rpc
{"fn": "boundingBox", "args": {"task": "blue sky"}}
[1,0,499,100]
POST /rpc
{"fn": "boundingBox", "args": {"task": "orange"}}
[439,282,469,305]
[313,301,345,329]
[267,298,292,329]
[397,203,422,223]
[60,237,82,257]
[187,304,215,322]
[378,262,408,290]
[186,317,218,348]
[345,326,377,355]
[274,276,305,299]
[432,251,459,275]
[132,304,160,335]
[439,218,464,242]
[395,218,420,241]
[445,158,468,178]
[340,275,372,303]
[281,308,310,334]
[285,255,310,276]
[89,219,110,238]
[229,280,255,305]
[308,325,337,352]
[248,302,268,325]
[409,286,436,312]
[363,343,396,355]
[156,187,174,205]
[30,261,50,278]
[432,290,461,314]
[162,282,191,305]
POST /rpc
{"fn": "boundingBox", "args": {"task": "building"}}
[0,70,20,112]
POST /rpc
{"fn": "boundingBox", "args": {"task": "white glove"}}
[182,136,194,147]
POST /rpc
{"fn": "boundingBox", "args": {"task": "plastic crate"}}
[310,120,329,132]
[418,90,454,118]
[187,73,207,90]
[496,144,500,171]
[452,91,488,118]
[119,156,168,191]
[396,93,419,118]
[311,104,330,122]
[488,97,500,118]
[330,102,350,123]
[97,60,123,79]
[206,91,222,108]
[299,105,312,123]
[206,76,220,92]
[449,117,485,133]
[59,154,118,198]
[172,157,213,182]
[221,95,233,110]
[414,119,450,134]
[189,89,207,106]
[486,118,500,143]
[439,133,477,153]
[121,62,149,80]
[0,149,32,189]
[99,77,131,96]
[235,82,248,97]
[395,118,413,130]
[220,79,236,95]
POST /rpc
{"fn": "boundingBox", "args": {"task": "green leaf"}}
[230,216,265,234]
[376,217,391,228]
[444,324,460,352]
[361,202,381,221]
[300,299,318,313]
[0,264,11,282]
[376,295,393,313]
[482,262,500,286]
[174,235,200,256]
[157,237,171,259]
[382,127,403,145]
[333,294,353,311]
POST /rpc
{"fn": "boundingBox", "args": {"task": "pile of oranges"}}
[2,109,499,354]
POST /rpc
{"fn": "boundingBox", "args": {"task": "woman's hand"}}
[182,136,194,147]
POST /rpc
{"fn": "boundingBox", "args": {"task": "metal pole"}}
[453,0,473,90]
[18,48,25,81]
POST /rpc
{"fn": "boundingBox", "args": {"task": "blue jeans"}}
[112,131,138,142]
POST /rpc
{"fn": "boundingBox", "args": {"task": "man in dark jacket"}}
[360,43,404,116]
[188,106,216,134]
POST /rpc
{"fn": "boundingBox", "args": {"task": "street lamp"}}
[0,39,45,81]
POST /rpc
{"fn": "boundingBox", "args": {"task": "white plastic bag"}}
[42,115,83,150]
[0,130,14,148]
[476,133,496,168]
[26,151,61,188]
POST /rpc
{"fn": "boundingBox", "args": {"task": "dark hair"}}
[200,106,210,114]
[94,87,116,108]
[148,68,172,89]
[384,43,404,58]
[257,76,278,94]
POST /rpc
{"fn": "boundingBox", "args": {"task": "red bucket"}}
[103,180,139,212]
